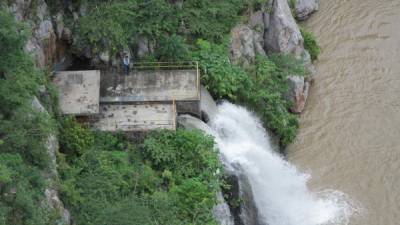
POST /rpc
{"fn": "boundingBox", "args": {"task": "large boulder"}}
[264,0,304,57]
[229,11,266,65]
[295,0,319,21]
[200,86,218,123]
[287,75,309,113]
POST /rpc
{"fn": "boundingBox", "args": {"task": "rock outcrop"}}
[200,86,218,123]
[9,0,53,68]
[229,10,267,65]
[213,192,235,225]
[31,97,71,225]
[286,75,309,113]
[229,0,313,113]
[264,0,304,57]
[294,0,319,21]
[8,0,70,69]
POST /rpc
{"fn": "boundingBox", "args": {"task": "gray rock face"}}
[229,12,266,65]
[264,0,304,57]
[200,86,218,123]
[9,0,59,68]
[44,189,71,225]
[31,97,71,225]
[223,170,263,225]
[213,192,235,225]
[137,37,154,57]
[295,0,319,21]
[287,75,309,113]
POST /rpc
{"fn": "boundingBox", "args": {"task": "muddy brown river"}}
[287,0,400,224]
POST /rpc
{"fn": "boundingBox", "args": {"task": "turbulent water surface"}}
[210,103,353,225]
[288,0,400,225]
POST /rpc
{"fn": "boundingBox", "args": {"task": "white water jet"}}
[209,102,356,225]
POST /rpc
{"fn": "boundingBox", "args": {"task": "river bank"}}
[288,0,400,224]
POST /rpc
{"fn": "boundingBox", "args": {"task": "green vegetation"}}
[192,39,248,100]
[242,54,305,145]
[191,39,305,145]
[300,27,320,61]
[58,122,222,225]
[0,9,61,224]
[289,0,297,16]
[68,0,246,57]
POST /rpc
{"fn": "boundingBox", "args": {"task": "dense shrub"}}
[240,55,305,145]
[58,129,222,225]
[191,39,249,100]
[301,27,320,61]
[141,129,222,224]
[155,35,190,62]
[59,116,94,159]
[0,154,50,225]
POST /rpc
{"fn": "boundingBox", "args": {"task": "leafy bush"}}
[59,116,94,159]
[141,129,221,184]
[239,55,305,145]
[191,39,249,100]
[301,27,320,61]
[0,107,54,168]
[0,154,51,225]
[58,129,222,225]
[155,35,190,62]
[141,129,222,224]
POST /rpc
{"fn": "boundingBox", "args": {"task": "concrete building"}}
[53,63,200,132]
[53,70,100,115]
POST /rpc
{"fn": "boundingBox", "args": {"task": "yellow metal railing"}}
[131,61,198,70]
[129,61,201,100]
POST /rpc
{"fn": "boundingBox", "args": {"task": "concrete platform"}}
[93,103,176,131]
[100,70,200,102]
[53,70,100,115]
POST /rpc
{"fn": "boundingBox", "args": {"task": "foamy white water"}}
[210,102,356,225]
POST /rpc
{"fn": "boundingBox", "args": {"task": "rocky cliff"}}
[229,0,319,113]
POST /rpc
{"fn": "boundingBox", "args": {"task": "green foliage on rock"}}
[0,9,62,224]
[0,154,50,225]
[301,27,320,61]
[70,0,246,58]
[241,55,305,145]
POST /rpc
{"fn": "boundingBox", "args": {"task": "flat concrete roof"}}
[100,70,199,102]
[53,70,100,115]
[93,103,176,131]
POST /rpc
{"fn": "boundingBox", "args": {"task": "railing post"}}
[196,61,200,100]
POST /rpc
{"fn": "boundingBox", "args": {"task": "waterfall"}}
[178,102,356,225]
[211,102,355,225]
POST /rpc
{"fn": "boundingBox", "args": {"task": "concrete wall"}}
[53,70,100,115]
[93,103,176,131]
[100,70,200,102]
